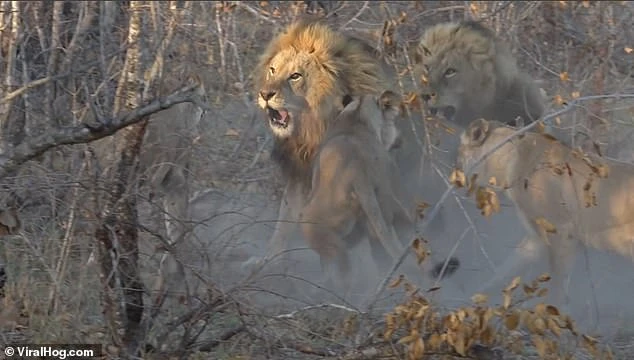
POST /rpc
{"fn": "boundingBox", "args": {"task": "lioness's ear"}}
[379,90,402,120]
[468,118,489,144]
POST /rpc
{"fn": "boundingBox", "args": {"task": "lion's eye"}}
[269,67,275,75]
[444,68,457,78]
[289,73,303,81]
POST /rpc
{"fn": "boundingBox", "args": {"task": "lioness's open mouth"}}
[267,107,290,128]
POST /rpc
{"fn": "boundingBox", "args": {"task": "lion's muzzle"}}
[429,105,456,122]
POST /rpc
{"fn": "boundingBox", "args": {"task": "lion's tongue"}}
[274,110,289,126]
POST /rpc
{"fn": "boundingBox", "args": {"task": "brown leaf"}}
[505,276,522,292]
[535,217,557,234]
[582,334,599,358]
[471,293,489,305]
[398,330,419,345]
[389,274,405,289]
[537,273,551,282]
[450,168,467,187]
[532,335,547,358]
[547,317,562,338]
[411,337,425,359]
[545,305,560,316]
[554,94,566,106]
[505,311,520,331]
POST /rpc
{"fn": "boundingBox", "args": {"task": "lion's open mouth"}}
[430,106,456,121]
[267,108,290,128]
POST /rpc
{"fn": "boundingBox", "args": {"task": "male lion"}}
[300,91,415,292]
[457,118,634,306]
[414,21,545,128]
[247,20,398,267]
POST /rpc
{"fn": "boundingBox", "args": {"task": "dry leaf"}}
[547,317,562,337]
[535,217,557,234]
[554,94,565,106]
[506,276,522,292]
[398,331,419,345]
[225,128,240,137]
[428,333,443,350]
[625,47,633,54]
[471,293,489,305]
[410,337,425,359]
[416,201,430,219]
[505,311,520,330]
[538,273,551,282]
[450,168,467,187]
[559,72,569,82]
[571,91,580,99]
[389,274,405,289]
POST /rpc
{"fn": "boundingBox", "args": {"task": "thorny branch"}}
[0,83,206,179]
[368,91,634,308]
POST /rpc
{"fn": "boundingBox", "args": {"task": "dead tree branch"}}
[0,83,204,179]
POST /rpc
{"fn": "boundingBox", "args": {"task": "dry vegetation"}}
[0,1,632,359]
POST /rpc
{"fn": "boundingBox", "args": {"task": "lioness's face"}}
[257,50,324,139]
[457,119,516,188]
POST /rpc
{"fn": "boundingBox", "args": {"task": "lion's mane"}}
[255,20,387,188]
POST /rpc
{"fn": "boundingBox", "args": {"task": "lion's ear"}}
[378,90,402,120]
[341,95,361,113]
[468,118,490,145]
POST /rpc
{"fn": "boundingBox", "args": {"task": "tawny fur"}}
[415,21,545,128]
[249,19,389,265]
[457,119,634,305]
[300,92,414,291]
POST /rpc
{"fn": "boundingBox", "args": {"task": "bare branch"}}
[0,84,204,179]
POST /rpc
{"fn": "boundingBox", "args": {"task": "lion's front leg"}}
[242,183,305,272]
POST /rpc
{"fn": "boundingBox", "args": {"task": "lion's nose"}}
[260,90,276,101]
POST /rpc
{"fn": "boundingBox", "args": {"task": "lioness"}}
[457,118,634,305]
[414,21,545,128]
[300,91,415,291]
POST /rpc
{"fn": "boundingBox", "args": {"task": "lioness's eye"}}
[269,67,275,75]
[289,72,302,81]
[444,68,457,78]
